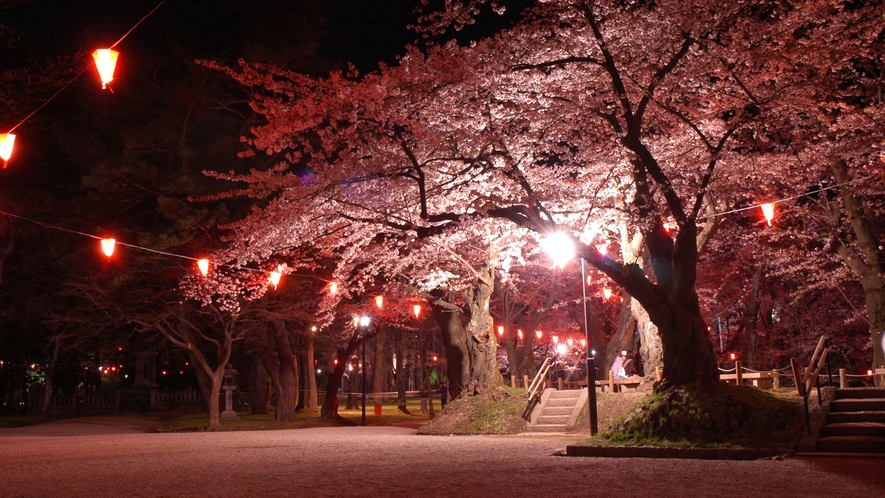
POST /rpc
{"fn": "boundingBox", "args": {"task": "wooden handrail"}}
[792,335,830,434]
[522,357,553,420]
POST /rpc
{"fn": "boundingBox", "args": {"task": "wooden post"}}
[511,376,516,388]
[735,361,743,387]
[772,371,780,389]
[523,375,530,390]
[608,375,614,393]
[557,378,563,390]
[790,358,805,397]
[839,368,847,389]
[655,366,662,382]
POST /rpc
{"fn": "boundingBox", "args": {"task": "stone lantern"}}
[220,366,239,420]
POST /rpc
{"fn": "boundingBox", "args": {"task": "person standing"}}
[438,383,448,409]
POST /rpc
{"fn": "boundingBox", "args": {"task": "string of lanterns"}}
[0,207,283,288]
[0,0,871,298]
[2,173,864,295]
[1,0,168,167]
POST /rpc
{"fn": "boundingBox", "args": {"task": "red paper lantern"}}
[100,238,116,258]
[760,203,775,226]
[92,49,119,89]
[0,133,15,167]
[197,258,210,276]
[269,265,282,289]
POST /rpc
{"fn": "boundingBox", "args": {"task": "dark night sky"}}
[4,0,420,72]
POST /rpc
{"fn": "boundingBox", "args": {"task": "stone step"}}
[548,390,582,399]
[835,388,885,400]
[539,406,573,416]
[816,435,885,453]
[819,422,885,438]
[831,399,885,412]
[537,415,570,425]
[546,398,580,408]
[827,411,885,424]
[528,424,568,433]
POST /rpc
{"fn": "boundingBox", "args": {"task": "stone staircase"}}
[816,387,885,454]
[526,389,587,433]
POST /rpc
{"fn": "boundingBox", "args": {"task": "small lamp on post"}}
[373,296,384,418]
[359,315,370,425]
[542,231,598,435]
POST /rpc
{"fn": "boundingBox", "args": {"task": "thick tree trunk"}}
[206,371,224,430]
[607,220,719,388]
[270,321,299,421]
[321,361,347,420]
[653,301,719,389]
[632,299,663,382]
[831,158,885,385]
[432,302,469,400]
[321,332,362,421]
[462,268,502,396]
[40,338,61,414]
[251,355,269,414]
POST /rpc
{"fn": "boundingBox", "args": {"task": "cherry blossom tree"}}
[200,0,885,393]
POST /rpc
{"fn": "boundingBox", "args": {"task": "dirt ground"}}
[2,421,884,497]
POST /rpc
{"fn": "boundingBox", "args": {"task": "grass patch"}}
[0,413,55,429]
[598,383,804,449]
[419,386,527,435]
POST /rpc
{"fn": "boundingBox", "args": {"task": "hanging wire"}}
[5,0,169,134]
[0,207,266,274]
[699,175,870,221]
[0,171,874,276]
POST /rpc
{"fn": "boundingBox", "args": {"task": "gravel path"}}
[1,418,883,497]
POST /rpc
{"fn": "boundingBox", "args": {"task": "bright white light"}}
[316,369,321,374]
[541,232,574,269]
[591,349,596,356]
[359,316,371,327]
[556,344,568,355]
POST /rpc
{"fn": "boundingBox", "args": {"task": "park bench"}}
[576,376,643,392]
[719,370,780,389]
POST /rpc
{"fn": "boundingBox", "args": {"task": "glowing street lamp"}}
[329,282,338,294]
[197,258,210,276]
[540,232,575,269]
[358,315,371,424]
[497,325,505,337]
[542,231,598,435]
[535,330,543,340]
[413,304,422,318]
[375,295,384,309]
